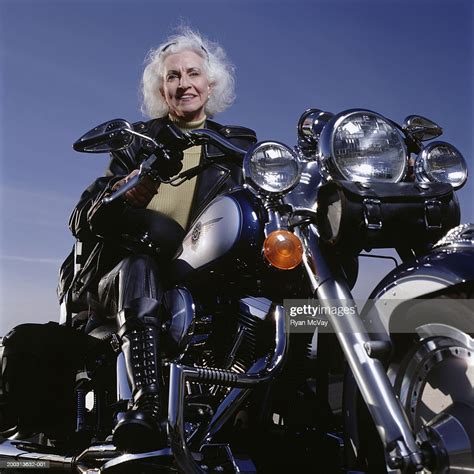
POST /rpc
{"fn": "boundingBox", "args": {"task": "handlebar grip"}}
[103,175,141,204]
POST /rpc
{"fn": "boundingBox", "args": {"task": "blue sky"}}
[0,0,472,335]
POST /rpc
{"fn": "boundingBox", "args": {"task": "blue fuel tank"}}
[170,189,264,287]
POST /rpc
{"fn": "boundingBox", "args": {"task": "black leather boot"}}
[113,299,167,453]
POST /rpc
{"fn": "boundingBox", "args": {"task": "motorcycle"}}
[0,108,473,473]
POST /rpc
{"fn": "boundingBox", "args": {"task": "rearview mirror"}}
[73,119,134,153]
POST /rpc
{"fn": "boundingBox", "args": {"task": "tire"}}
[343,294,474,473]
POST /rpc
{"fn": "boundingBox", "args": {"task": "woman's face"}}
[161,50,212,122]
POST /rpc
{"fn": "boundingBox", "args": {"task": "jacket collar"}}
[142,116,223,134]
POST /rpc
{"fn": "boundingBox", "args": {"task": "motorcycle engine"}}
[222,297,274,374]
[184,296,274,400]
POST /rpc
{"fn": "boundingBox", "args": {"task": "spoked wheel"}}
[344,323,474,473]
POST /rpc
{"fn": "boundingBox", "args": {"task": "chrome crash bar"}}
[168,304,288,474]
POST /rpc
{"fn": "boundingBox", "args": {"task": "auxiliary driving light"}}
[414,141,468,189]
[243,141,301,195]
[263,230,303,270]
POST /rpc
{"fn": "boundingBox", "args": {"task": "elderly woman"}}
[60,29,256,452]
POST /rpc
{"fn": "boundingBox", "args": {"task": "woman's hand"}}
[111,169,160,208]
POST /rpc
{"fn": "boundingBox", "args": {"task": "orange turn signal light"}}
[263,230,303,270]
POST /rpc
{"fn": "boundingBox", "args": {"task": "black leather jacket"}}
[58,117,257,308]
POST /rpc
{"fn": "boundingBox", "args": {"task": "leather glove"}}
[111,169,159,208]
[155,149,184,181]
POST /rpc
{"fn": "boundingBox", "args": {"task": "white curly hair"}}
[141,28,236,118]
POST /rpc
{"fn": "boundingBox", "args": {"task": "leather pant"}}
[97,254,163,322]
[97,254,166,451]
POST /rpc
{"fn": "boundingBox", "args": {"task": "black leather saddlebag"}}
[316,181,460,252]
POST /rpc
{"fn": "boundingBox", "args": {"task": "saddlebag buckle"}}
[363,198,382,230]
[424,199,443,230]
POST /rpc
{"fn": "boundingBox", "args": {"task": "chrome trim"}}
[238,296,273,321]
[168,304,288,474]
[318,109,408,183]
[264,207,282,236]
[402,115,443,142]
[416,323,474,350]
[283,159,322,210]
[100,448,173,472]
[418,408,474,473]
[74,443,118,472]
[164,286,196,351]
[433,223,474,250]
[297,108,334,151]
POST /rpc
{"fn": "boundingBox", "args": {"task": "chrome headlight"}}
[415,141,468,189]
[243,141,301,195]
[319,110,408,183]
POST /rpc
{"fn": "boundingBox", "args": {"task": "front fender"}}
[362,246,474,342]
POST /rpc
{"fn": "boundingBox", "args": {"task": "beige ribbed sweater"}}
[146,116,205,231]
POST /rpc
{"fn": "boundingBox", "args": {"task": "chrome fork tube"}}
[297,225,424,471]
[168,305,288,474]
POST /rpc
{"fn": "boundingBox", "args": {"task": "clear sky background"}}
[0,0,472,335]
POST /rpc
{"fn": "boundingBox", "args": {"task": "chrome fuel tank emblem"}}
[191,221,202,244]
[178,195,241,268]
